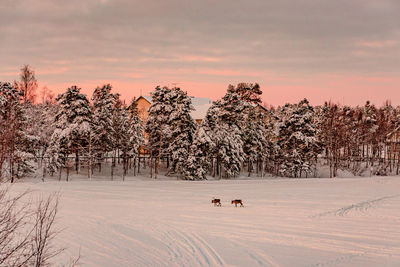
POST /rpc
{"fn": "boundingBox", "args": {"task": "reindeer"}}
[211,198,222,207]
[231,199,244,207]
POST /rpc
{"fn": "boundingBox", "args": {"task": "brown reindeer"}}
[211,198,222,207]
[231,199,243,207]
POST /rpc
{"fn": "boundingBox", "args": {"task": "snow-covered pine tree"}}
[116,101,131,179]
[47,86,92,177]
[110,94,125,178]
[182,128,210,180]
[219,85,248,126]
[127,99,145,158]
[277,99,321,178]
[91,84,116,170]
[116,99,145,178]
[199,87,247,179]
[229,82,262,104]
[145,86,174,177]
[242,107,267,176]
[215,122,244,178]
[182,102,219,179]
[23,101,59,174]
[262,108,280,176]
[361,101,378,167]
[167,88,197,177]
[217,87,248,178]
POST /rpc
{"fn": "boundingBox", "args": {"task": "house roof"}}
[136,95,152,104]
[137,95,213,120]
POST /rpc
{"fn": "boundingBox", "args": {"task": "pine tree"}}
[242,107,267,176]
[110,95,125,177]
[145,86,174,177]
[361,101,378,167]
[277,99,321,178]
[91,84,116,160]
[127,99,145,157]
[217,87,247,178]
[47,86,92,176]
[229,82,262,104]
[182,103,219,179]
[200,87,247,179]
[116,99,145,178]
[215,123,244,178]
[167,88,197,177]
[24,102,59,168]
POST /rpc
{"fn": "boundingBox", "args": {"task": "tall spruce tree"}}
[145,86,174,177]
[242,107,267,176]
[277,99,321,177]
[182,103,219,179]
[167,88,197,177]
[229,82,262,104]
[91,84,116,162]
[127,99,145,157]
[47,86,92,175]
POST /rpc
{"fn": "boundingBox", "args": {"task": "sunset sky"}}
[1,0,400,106]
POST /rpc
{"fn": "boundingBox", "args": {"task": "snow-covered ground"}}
[10,176,400,266]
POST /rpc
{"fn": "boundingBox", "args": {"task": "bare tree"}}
[40,86,55,104]
[15,65,38,104]
[32,194,63,267]
[0,185,77,266]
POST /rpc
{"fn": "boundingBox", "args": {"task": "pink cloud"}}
[139,55,223,63]
[356,40,397,48]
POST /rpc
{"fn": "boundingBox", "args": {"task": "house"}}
[135,95,152,122]
[136,95,213,124]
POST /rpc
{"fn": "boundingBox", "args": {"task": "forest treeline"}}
[1,65,400,181]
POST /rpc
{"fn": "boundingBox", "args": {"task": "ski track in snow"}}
[229,239,280,267]
[304,252,365,267]
[311,194,400,218]
[159,229,225,266]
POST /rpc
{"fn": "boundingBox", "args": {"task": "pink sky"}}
[37,73,400,107]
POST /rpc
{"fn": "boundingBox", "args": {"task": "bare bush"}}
[0,186,75,266]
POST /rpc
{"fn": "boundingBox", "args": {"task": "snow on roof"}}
[190,97,213,120]
[139,95,212,120]
[138,95,152,103]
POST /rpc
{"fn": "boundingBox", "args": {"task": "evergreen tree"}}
[47,86,92,175]
[167,88,197,176]
[201,89,246,179]
[216,87,247,178]
[127,99,145,157]
[277,99,321,177]
[229,82,262,104]
[111,95,124,169]
[91,84,116,159]
[145,86,174,176]
[182,103,219,180]
[242,107,267,176]
[182,127,210,180]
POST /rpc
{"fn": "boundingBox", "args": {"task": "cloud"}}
[1,0,400,104]
[357,40,398,48]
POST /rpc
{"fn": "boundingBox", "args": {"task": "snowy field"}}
[10,176,400,267]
